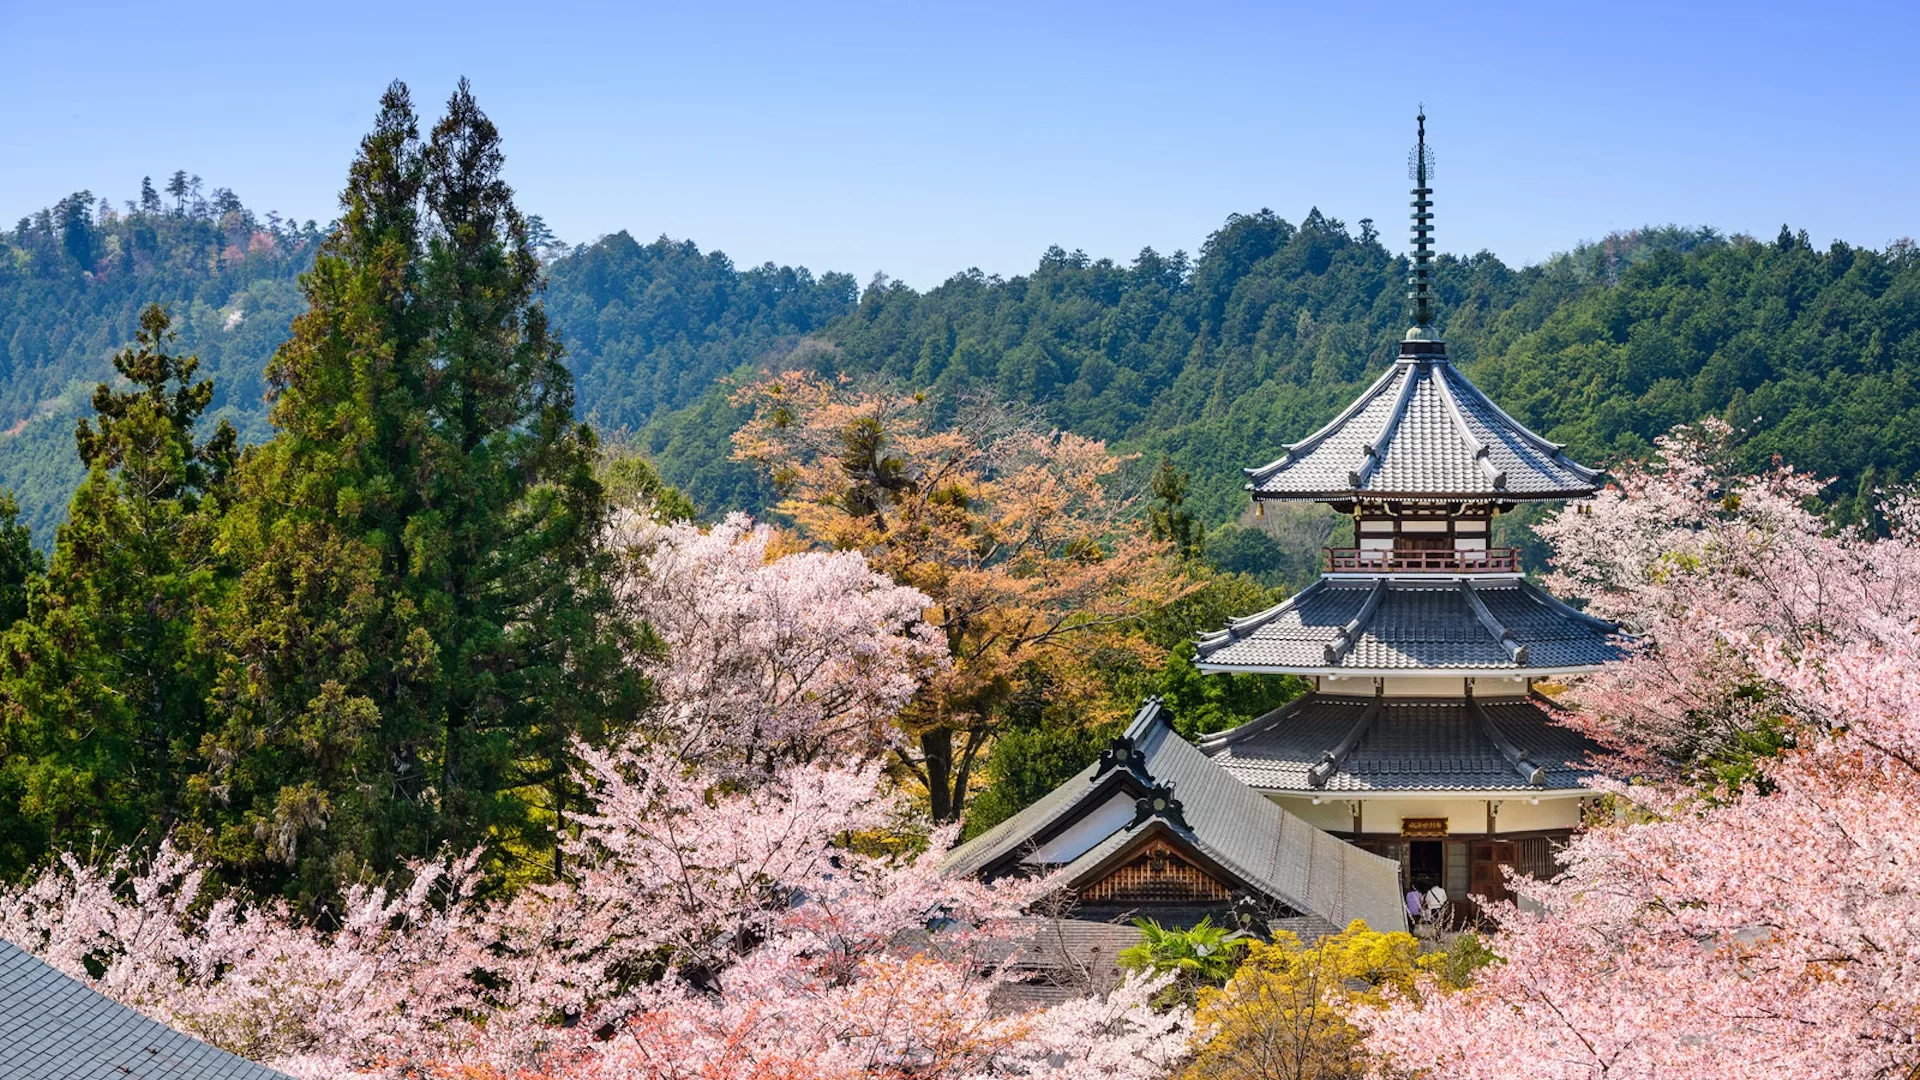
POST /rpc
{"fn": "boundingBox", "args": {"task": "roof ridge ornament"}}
[1404,108,1444,353]
[1093,734,1153,785]
[1130,780,1191,831]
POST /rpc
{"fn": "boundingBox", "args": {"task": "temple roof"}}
[942,699,1405,935]
[0,939,292,1080]
[1198,693,1601,793]
[1193,576,1625,676]
[1243,357,1602,502]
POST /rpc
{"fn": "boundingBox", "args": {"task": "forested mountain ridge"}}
[0,186,322,537]
[629,216,1919,532]
[6,181,1917,543]
[0,193,852,537]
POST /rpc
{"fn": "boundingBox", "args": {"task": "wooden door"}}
[1470,841,1517,903]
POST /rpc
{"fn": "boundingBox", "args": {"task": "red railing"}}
[1324,547,1520,574]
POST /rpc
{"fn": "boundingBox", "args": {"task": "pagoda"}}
[1190,113,1624,912]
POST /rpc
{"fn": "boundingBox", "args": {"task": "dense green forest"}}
[0,183,322,537]
[7,172,1918,550]
[632,217,1920,540]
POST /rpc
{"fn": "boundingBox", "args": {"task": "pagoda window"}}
[1396,519,1451,554]
[1444,840,1471,898]
[1357,518,1395,561]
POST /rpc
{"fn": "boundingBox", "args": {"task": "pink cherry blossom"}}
[3,752,1187,1078]
[1363,427,1920,1080]
[2,514,1183,1079]
[609,511,946,769]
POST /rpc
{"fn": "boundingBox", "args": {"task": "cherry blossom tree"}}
[1361,428,1920,1080]
[1534,418,1920,776]
[609,510,945,769]
[2,747,1191,1079]
[2,498,1199,1078]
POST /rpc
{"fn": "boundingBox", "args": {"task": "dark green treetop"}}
[202,80,641,901]
[0,304,233,874]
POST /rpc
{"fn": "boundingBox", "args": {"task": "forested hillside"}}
[0,184,320,537]
[7,184,1918,542]
[624,218,1920,534]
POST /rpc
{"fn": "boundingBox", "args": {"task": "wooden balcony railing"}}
[1324,547,1520,574]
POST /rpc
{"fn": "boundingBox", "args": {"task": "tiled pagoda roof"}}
[1193,576,1625,676]
[1244,356,1602,502]
[1197,693,1601,793]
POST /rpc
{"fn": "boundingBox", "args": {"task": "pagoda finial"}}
[1405,107,1439,344]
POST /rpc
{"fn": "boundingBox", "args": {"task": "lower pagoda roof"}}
[1193,576,1626,677]
[1197,692,1601,794]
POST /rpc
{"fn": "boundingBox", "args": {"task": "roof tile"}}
[1203,694,1602,792]
[0,940,293,1080]
[1246,361,1601,501]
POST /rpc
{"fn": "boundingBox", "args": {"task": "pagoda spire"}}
[1405,108,1439,345]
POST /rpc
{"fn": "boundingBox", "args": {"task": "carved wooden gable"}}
[1079,836,1231,904]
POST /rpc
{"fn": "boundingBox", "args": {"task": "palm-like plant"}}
[1117,916,1248,1005]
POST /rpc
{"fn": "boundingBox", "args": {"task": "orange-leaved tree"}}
[732,371,1194,820]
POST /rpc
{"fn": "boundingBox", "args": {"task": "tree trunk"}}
[921,726,956,822]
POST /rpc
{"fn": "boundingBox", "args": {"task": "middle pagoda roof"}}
[1243,352,1602,504]
[1194,576,1625,678]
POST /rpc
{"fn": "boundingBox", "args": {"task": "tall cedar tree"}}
[204,81,637,901]
[0,304,233,875]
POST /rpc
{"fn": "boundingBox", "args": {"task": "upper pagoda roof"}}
[1244,354,1602,502]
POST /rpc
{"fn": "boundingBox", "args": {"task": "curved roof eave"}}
[1191,662,1613,679]
[1255,785,1594,799]
[1246,486,1602,503]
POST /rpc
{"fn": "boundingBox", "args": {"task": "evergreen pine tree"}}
[0,304,234,873]
[1148,457,1201,559]
[206,81,638,899]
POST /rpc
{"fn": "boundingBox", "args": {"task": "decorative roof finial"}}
[1405,107,1439,344]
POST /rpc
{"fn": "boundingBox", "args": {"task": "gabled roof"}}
[0,939,292,1080]
[942,699,1406,935]
[1244,357,1602,502]
[1198,693,1602,793]
[1193,576,1625,676]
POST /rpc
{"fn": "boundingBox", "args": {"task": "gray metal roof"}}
[1198,693,1602,793]
[943,700,1406,935]
[1244,357,1601,501]
[0,938,293,1080]
[1192,576,1625,675]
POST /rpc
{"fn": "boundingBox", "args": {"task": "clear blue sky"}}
[3,0,1915,288]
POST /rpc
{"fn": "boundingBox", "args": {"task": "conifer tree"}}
[0,304,233,871]
[206,81,637,897]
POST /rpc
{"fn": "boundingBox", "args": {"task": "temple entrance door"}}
[1470,841,1517,904]
[1407,840,1443,893]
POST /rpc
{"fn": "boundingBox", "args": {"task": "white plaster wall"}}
[1021,792,1134,864]
[1322,674,1534,697]
[1266,793,1585,836]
